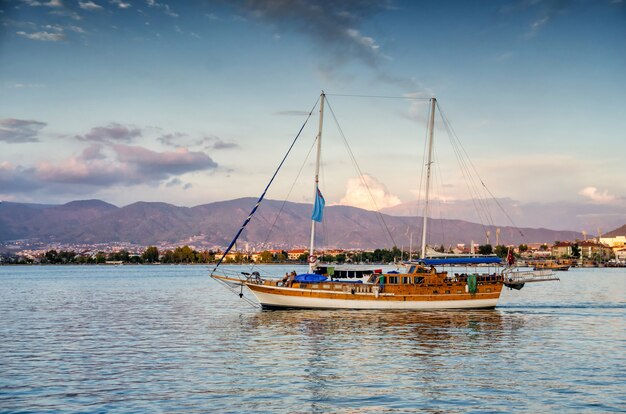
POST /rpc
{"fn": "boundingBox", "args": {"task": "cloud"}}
[517,0,573,38]
[36,156,130,185]
[16,30,65,41]
[210,137,238,150]
[76,123,142,142]
[50,9,82,20]
[1,143,218,194]
[7,82,46,89]
[0,162,43,192]
[165,177,182,187]
[232,0,424,91]
[158,133,238,150]
[164,178,192,189]
[0,118,47,143]
[579,187,617,204]
[80,143,106,160]
[157,132,186,146]
[110,0,131,8]
[112,144,217,176]
[20,0,62,7]
[339,174,402,210]
[239,0,387,66]
[146,0,178,17]
[79,1,104,11]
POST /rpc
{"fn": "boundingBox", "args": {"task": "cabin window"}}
[388,276,398,284]
[408,266,416,274]
[433,290,439,294]
[414,277,424,284]
[402,276,410,284]
[445,290,450,294]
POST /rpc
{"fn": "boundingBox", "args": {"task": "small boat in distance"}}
[533,262,570,271]
[211,92,559,309]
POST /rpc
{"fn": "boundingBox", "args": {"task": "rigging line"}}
[438,105,491,237]
[326,93,432,100]
[249,137,318,275]
[210,97,320,276]
[210,276,261,308]
[432,144,446,249]
[441,112,490,225]
[436,102,522,237]
[481,184,525,238]
[325,98,397,248]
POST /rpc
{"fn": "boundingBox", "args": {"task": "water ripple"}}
[0,265,624,412]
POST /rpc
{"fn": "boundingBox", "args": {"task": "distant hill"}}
[604,224,626,237]
[0,198,582,249]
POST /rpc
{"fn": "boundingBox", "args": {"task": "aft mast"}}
[420,97,436,259]
[309,91,325,272]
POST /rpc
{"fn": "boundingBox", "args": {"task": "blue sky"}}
[0,0,624,230]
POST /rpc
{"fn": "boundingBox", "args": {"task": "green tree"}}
[44,249,58,264]
[518,244,528,253]
[173,245,195,263]
[259,251,274,263]
[494,245,508,258]
[571,244,580,258]
[478,244,493,255]
[297,252,309,262]
[95,252,106,264]
[142,246,160,263]
[161,250,175,263]
[320,254,335,262]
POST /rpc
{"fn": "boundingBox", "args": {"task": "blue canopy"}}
[295,274,328,283]
[420,257,502,265]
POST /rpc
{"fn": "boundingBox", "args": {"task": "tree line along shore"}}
[2,243,533,265]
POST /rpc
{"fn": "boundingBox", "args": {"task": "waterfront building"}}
[551,241,574,258]
[578,241,613,260]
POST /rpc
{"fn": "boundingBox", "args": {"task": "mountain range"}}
[0,198,584,250]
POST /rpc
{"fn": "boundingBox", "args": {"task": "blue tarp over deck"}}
[420,257,502,265]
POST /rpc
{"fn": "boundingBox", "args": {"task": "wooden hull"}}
[246,283,500,310]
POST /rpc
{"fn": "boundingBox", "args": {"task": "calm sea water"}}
[1,265,624,413]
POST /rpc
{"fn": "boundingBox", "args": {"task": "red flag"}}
[507,248,515,266]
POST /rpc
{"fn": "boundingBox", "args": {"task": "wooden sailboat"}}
[211,92,557,309]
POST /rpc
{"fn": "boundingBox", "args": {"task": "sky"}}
[1,0,625,231]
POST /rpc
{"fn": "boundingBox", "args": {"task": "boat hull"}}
[247,284,499,310]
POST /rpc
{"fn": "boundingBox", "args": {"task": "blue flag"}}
[311,187,325,222]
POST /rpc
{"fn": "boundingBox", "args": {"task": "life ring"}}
[308,255,318,264]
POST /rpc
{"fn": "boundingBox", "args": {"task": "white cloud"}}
[16,30,65,41]
[79,1,104,11]
[345,28,380,52]
[21,0,62,7]
[110,0,131,8]
[579,187,617,204]
[339,174,401,210]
